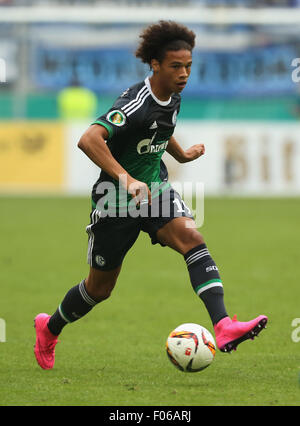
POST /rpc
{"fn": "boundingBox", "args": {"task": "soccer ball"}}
[166,323,216,372]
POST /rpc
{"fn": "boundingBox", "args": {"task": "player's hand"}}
[184,144,205,162]
[121,175,152,206]
[128,179,152,206]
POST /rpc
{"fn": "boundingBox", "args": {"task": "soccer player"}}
[34,21,267,370]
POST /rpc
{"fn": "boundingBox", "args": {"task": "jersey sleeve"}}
[91,91,141,140]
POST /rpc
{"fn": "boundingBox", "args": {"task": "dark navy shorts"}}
[86,187,193,271]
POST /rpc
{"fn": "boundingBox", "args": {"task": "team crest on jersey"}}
[107,110,126,127]
[172,110,178,125]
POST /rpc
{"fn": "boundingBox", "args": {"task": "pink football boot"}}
[214,314,268,353]
[34,313,59,370]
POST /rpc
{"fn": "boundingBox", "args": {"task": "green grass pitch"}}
[0,196,299,406]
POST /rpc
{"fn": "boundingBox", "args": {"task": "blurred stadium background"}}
[0,0,300,196]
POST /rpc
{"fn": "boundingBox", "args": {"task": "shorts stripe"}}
[86,210,101,267]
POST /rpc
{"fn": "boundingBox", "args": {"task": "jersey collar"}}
[144,76,172,107]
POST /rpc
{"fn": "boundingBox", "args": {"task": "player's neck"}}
[149,75,172,102]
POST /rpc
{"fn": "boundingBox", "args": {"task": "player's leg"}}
[34,213,140,369]
[47,265,122,337]
[156,216,228,327]
[46,212,140,336]
[154,214,267,353]
[34,266,121,370]
[85,265,121,302]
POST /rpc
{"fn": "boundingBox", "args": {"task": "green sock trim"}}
[194,279,223,294]
[58,304,73,323]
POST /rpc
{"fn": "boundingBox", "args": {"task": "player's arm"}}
[166,135,205,163]
[78,124,151,204]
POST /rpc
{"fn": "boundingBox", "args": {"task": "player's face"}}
[154,49,193,95]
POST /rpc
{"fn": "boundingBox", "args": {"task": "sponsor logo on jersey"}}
[106,110,126,126]
[136,130,168,155]
[137,138,168,155]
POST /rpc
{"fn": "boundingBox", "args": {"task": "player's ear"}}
[151,58,160,73]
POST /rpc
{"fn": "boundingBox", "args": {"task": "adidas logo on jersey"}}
[149,121,158,129]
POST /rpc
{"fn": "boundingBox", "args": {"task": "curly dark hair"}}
[135,20,196,65]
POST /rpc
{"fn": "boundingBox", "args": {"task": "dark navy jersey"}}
[91,77,181,207]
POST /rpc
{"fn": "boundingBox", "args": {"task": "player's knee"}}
[85,265,121,302]
[96,287,113,302]
[181,229,205,253]
[86,278,116,303]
